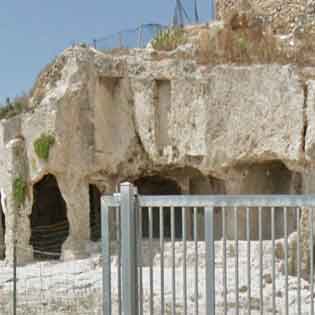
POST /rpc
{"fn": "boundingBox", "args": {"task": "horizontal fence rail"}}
[103,193,315,207]
[102,183,315,315]
[91,24,167,51]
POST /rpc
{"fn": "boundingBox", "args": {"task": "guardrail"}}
[102,182,315,314]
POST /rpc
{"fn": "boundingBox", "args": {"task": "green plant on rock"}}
[13,177,27,207]
[0,94,29,120]
[237,34,248,51]
[34,134,55,161]
[152,27,186,51]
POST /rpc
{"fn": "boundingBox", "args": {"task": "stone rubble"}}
[0,240,313,314]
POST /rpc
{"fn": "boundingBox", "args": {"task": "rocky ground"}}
[0,240,313,314]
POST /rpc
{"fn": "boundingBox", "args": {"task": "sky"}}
[0,0,211,105]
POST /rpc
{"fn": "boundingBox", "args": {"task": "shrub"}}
[0,94,29,120]
[238,34,248,51]
[196,12,286,65]
[34,134,55,161]
[13,177,27,207]
[152,27,186,51]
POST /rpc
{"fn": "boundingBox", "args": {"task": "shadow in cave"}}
[0,195,4,259]
[134,176,182,239]
[30,174,69,260]
[89,184,101,242]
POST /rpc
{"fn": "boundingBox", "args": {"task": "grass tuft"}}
[34,134,55,161]
[152,27,187,51]
[13,177,27,207]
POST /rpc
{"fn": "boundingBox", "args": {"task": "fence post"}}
[118,32,123,49]
[101,197,111,315]
[13,240,17,315]
[210,0,216,21]
[205,207,215,315]
[120,182,138,315]
[137,24,143,48]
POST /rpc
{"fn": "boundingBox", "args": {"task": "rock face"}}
[1,45,315,264]
[216,0,315,34]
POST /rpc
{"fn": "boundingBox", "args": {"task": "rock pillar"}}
[58,177,90,260]
[5,138,33,264]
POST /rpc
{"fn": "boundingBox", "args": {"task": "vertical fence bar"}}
[160,207,165,315]
[235,207,239,315]
[297,207,301,315]
[13,241,17,315]
[120,182,138,315]
[39,261,44,315]
[259,207,263,315]
[182,207,187,315]
[138,207,143,315]
[118,32,123,48]
[284,207,288,315]
[271,207,276,315]
[171,206,176,315]
[246,207,251,315]
[101,199,112,315]
[117,207,122,315]
[310,207,314,315]
[210,0,216,20]
[137,24,143,48]
[222,207,227,315]
[194,207,199,315]
[205,207,215,315]
[149,206,154,315]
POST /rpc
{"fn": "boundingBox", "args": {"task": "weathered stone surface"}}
[1,46,315,262]
[216,0,315,34]
[305,81,315,161]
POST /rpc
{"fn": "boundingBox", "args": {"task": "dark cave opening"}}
[0,195,4,259]
[30,174,69,260]
[232,161,300,240]
[89,184,101,242]
[135,176,182,239]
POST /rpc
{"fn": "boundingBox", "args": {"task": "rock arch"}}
[134,169,227,240]
[226,160,302,239]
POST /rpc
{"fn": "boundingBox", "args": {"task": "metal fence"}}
[102,182,315,315]
[92,24,167,51]
[91,0,210,51]
[2,183,315,314]
[0,239,102,314]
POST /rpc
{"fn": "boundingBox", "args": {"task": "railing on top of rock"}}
[91,24,168,51]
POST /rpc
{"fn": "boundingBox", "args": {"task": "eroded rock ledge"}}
[1,46,315,263]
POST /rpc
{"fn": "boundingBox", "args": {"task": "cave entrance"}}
[30,174,69,260]
[229,161,300,240]
[135,176,182,239]
[0,194,4,259]
[89,184,101,241]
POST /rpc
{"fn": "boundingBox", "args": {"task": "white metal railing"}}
[101,182,315,315]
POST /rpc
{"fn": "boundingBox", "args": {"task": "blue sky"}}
[0,1,211,105]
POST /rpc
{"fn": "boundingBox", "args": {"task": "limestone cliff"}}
[2,41,315,263]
